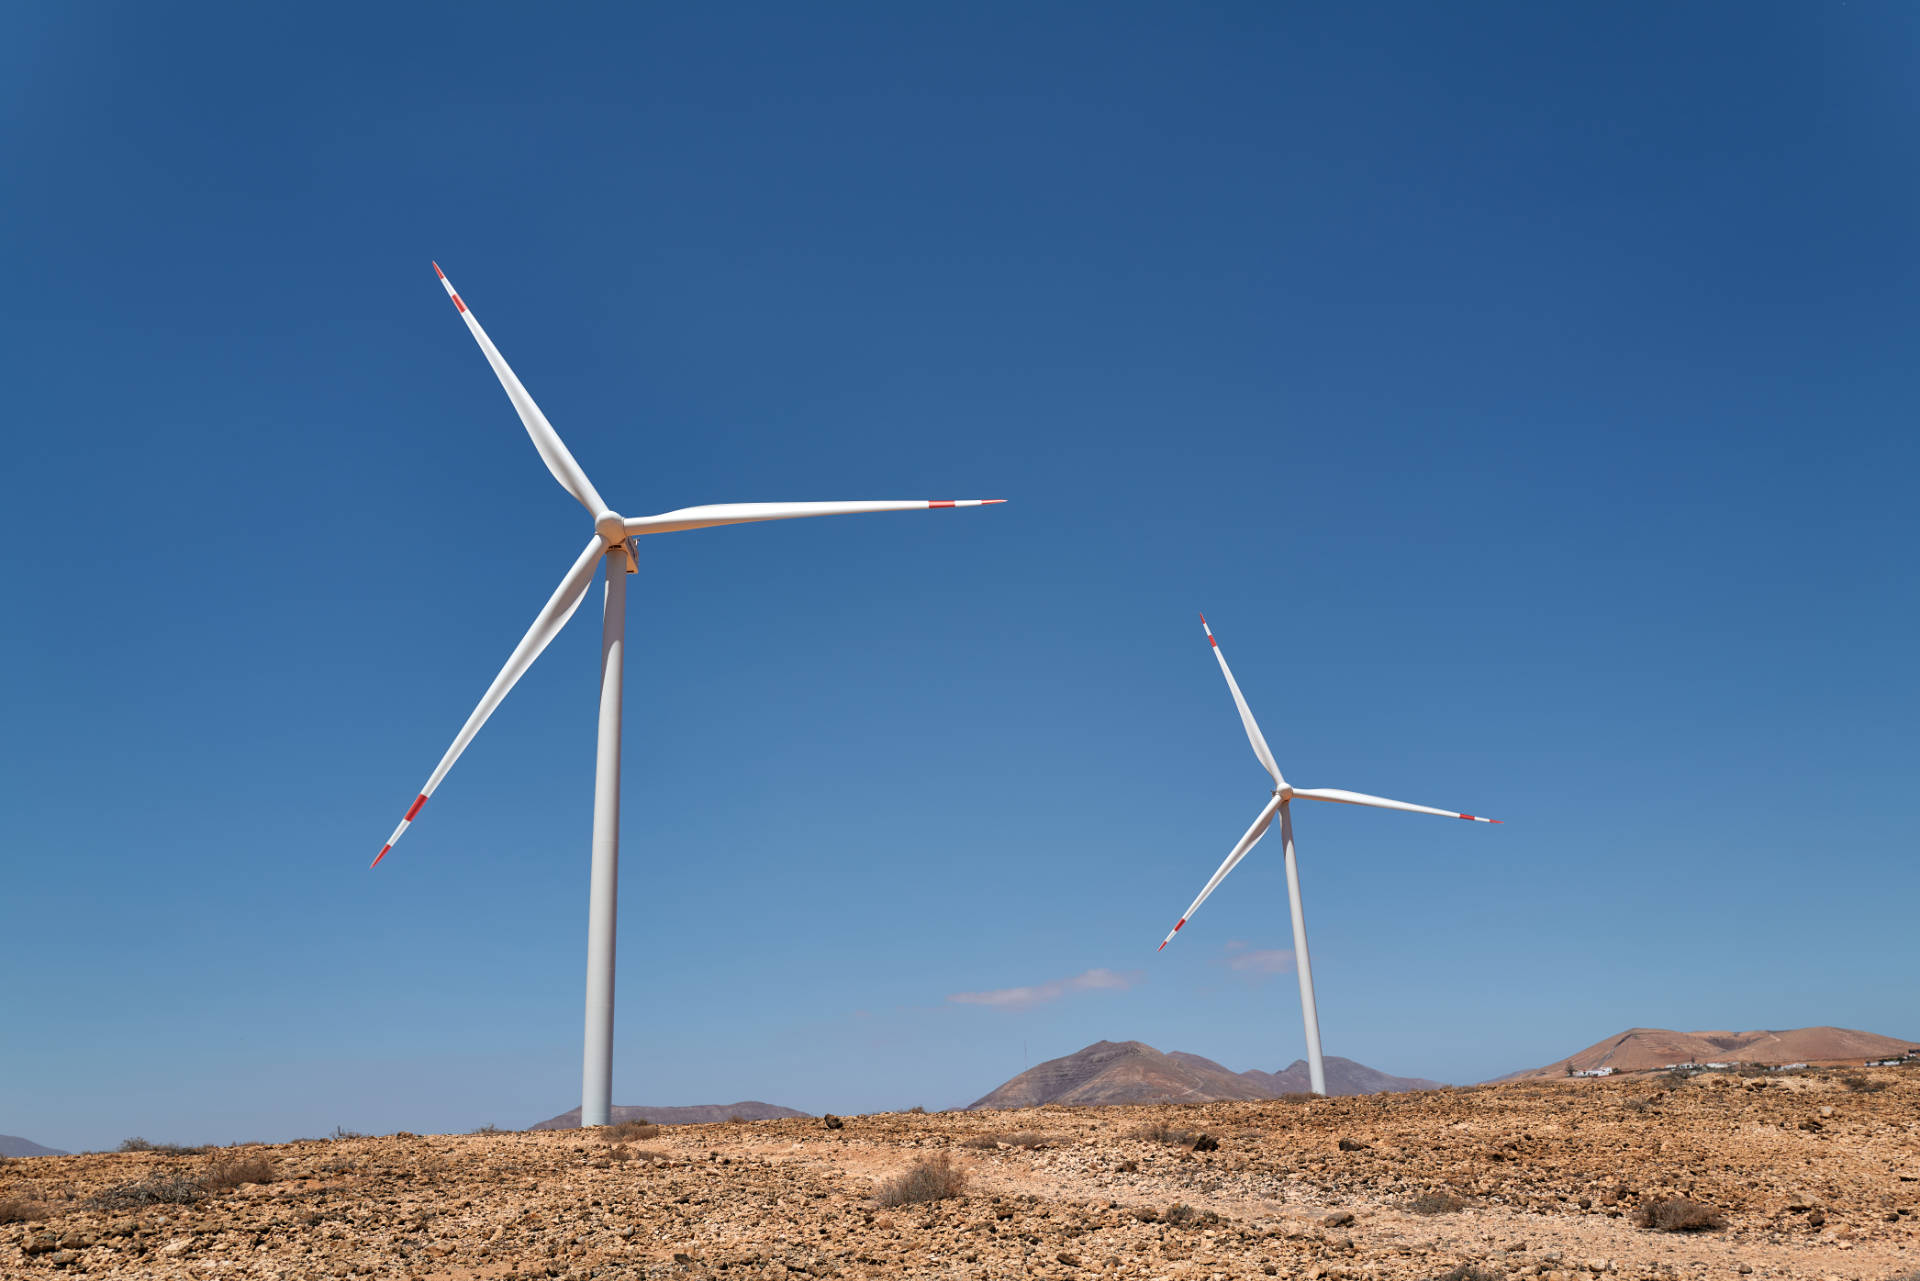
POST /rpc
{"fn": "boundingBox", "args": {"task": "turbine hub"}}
[593,510,626,545]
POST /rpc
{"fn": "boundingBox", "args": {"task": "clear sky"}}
[3,3,1915,1153]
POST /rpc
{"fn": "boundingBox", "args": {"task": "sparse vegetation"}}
[1633,1196,1724,1232]
[961,1130,1061,1150]
[872,1152,967,1207]
[1841,1075,1888,1094]
[1160,1202,1221,1228]
[1431,1266,1503,1281]
[906,1105,927,1114]
[726,1113,748,1124]
[118,1137,210,1155]
[470,1123,512,1135]
[0,1196,49,1224]
[1128,1121,1194,1146]
[604,1120,660,1142]
[1403,1191,1469,1215]
[1622,1097,1658,1114]
[200,1154,276,1191]
[329,1126,366,1141]
[90,1175,206,1210]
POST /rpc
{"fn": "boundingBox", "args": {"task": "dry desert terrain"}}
[3,1067,1916,1280]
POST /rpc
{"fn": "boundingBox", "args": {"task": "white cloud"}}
[1226,948,1294,975]
[947,967,1140,1010]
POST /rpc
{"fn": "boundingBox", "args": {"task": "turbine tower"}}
[375,264,1002,1126]
[1157,614,1498,1096]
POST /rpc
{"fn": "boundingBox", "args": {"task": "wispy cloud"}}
[1226,948,1294,975]
[948,967,1141,1010]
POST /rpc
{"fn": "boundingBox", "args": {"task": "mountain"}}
[0,1135,67,1158]
[1241,1057,1446,1096]
[1503,1026,1920,1079]
[967,1040,1442,1109]
[530,1101,809,1130]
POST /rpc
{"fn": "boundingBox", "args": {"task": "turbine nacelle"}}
[593,510,627,545]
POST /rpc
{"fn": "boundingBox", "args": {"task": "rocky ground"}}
[3,1067,1915,1280]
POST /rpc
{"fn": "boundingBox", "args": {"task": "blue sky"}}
[3,3,1915,1152]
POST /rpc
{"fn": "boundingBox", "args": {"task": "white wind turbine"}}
[373,263,1002,1126]
[1157,614,1498,1096]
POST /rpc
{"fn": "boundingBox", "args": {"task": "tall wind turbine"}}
[1157,614,1498,1096]
[374,263,1002,1127]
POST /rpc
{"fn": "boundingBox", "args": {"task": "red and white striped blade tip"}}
[432,261,445,280]
[927,499,1006,508]
[1459,814,1502,824]
[370,845,391,869]
[1157,918,1187,951]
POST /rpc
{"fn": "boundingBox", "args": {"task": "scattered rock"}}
[1190,1133,1220,1153]
[1338,1137,1371,1152]
[1324,1210,1356,1227]
[822,1115,844,1131]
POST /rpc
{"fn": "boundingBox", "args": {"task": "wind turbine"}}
[1156,614,1498,1096]
[374,263,1002,1127]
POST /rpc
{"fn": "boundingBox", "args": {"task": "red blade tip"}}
[432,261,445,279]
[983,499,1006,505]
[371,845,391,868]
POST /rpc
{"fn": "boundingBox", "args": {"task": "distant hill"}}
[0,1135,67,1158]
[531,1101,809,1130]
[1503,1026,1920,1079]
[968,1040,1442,1109]
[1241,1057,1446,1096]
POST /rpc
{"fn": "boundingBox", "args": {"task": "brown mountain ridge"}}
[968,1040,1443,1109]
[1503,1025,1918,1079]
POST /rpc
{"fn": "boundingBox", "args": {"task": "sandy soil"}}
[2,1067,1915,1280]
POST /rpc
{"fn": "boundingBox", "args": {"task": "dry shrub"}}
[873,1153,967,1207]
[1432,1266,1503,1281]
[1633,1197,1724,1232]
[1005,1131,1060,1149]
[1161,1202,1221,1228]
[118,1138,209,1156]
[1403,1191,1468,1215]
[725,1113,748,1124]
[0,1197,49,1224]
[907,1106,927,1115]
[605,1120,659,1142]
[1278,1092,1317,1103]
[471,1123,512,1135]
[1841,1076,1887,1094]
[964,1131,1059,1150]
[90,1176,205,1210]
[201,1155,276,1191]
[1128,1121,1194,1146]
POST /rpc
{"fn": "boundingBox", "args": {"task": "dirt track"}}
[3,1067,1915,1279]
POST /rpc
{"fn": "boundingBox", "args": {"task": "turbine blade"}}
[1199,614,1283,787]
[625,499,1005,537]
[1290,787,1501,823]
[372,535,608,867]
[1157,795,1284,951]
[432,263,607,516]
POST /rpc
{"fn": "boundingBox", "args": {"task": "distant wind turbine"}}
[374,263,1003,1126]
[1157,614,1499,1096]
